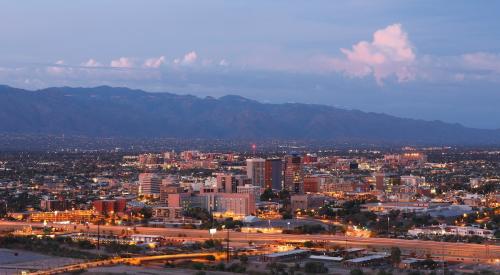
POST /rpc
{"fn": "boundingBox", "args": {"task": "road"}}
[1,221,498,264]
[28,252,224,275]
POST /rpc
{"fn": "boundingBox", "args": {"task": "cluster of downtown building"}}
[6,148,498,240]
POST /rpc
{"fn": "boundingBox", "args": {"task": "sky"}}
[1,1,500,129]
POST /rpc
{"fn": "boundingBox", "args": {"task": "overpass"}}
[28,252,225,275]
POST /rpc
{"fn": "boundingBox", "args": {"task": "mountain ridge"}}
[0,85,498,144]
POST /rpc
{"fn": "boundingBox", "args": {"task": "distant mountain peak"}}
[0,85,498,144]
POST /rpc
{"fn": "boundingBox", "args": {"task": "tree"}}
[304,262,328,273]
[350,269,364,275]
[192,263,205,270]
[215,262,225,271]
[282,211,293,220]
[239,254,248,265]
[303,241,314,248]
[261,188,277,201]
[227,263,246,273]
[390,247,402,265]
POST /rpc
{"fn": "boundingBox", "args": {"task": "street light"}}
[387,216,390,237]
[221,225,230,263]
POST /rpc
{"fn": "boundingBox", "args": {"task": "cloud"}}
[173,51,198,65]
[330,23,416,85]
[110,57,134,68]
[46,60,68,75]
[462,52,500,73]
[219,59,229,66]
[81,59,102,67]
[144,56,166,68]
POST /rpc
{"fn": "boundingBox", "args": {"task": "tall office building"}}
[138,173,161,197]
[246,158,265,187]
[284,154,304,194]
[215,173,248,193]
[265,158,283,190]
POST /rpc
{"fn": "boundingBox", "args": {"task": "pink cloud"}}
[462,52,500,73]
[110,57,134,68]
[144,56,166,68]
[173,51,198,65]
[330,23,416,85]
[81,59,102,67]
[46,60,68,75]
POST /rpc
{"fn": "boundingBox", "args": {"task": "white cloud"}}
[81,59,102,67]
[144,56,166,68]
[110,57,134,68]
[330,23,416,85]
[173,51,198,65]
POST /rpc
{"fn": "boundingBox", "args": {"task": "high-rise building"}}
[246,158,265,187]
[264,158,283,190]
[216,173,242,193]
[284,154,304,194]
[205,193,256,218]
[159,185,184,206]
[303,175,320,193]
[139,173,161,197]
[92,198,127,215]
[237,184,263,202]
[374,173,385,191]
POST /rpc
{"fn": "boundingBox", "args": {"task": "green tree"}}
[282,211,293,220]
[304,261,328,273]
[239,254,248,265]
[350,269,365,275]
[303,241,314,248]
[390,247,402,265]
[261,188,277,201]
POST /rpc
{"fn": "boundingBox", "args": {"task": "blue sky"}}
[1,1,500,128]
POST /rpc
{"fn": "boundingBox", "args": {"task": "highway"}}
[1,221,498,264]
[28,252,225,275]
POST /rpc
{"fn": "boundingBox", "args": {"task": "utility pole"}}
[226,227,230,263]
[97,219,101,250]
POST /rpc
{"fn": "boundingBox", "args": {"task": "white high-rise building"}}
[139,173,161,197]
[246,158,265,187]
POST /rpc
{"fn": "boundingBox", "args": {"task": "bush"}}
[282,211,293,220]
[203,239,222,249]
[215,262,226,271]
[192,262,205,270]
[227,262,246,273]
[304,261,328,273]
[303,241,314,248]
[239,254,249,265]
[350,269,365,275]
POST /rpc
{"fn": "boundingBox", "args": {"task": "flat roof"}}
[264,249,308,258]
[131,234,162,237]
[346,254,388,263]
[310,255,343,261]
[344,248,365,253]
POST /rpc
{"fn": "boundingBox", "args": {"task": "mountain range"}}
[0,85,499,145]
